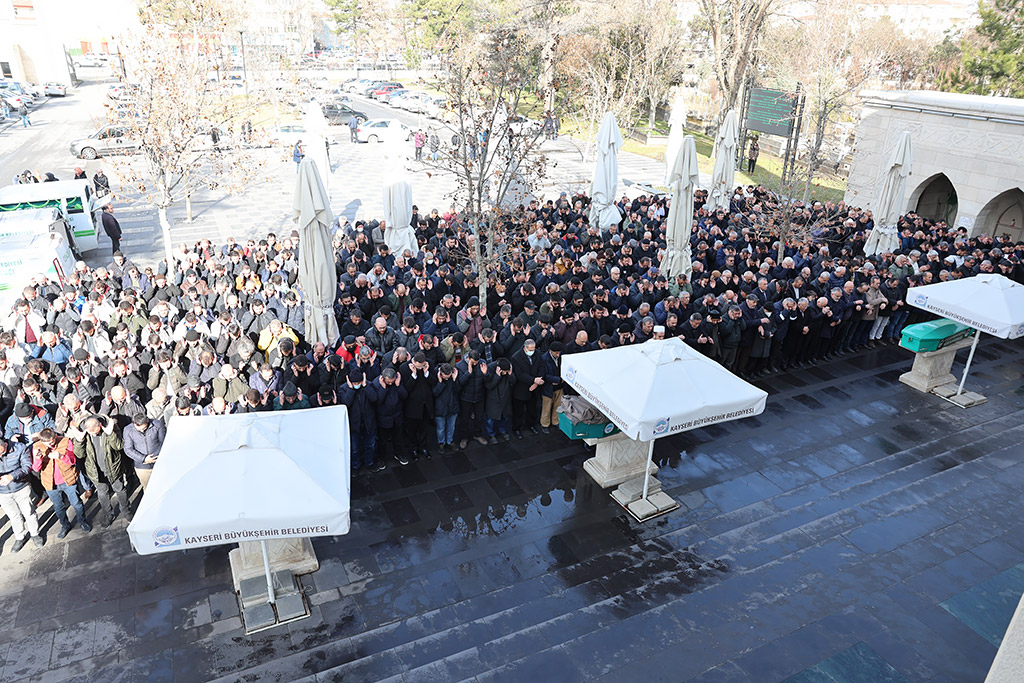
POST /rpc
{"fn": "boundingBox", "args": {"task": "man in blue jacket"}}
[0,436,44,551]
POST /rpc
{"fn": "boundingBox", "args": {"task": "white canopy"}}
[294,158,340,347]
[661,122,699,280]
[909,274,1024,339]
[562,338,768,442]
[382,180,418,259]
[908,274,1024,396]
[588,112,624,230]
[128,407,351,555]
[707,110,738,213]
[865,130,912,256]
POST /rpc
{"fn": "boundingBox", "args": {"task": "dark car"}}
[322,103,367,126]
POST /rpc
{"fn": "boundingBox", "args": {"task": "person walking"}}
[18,104,30,127]
[348,115,360,142]
[413,129,425,162]
[0,436,45,551]
[31,428,91,537]
[76,415,132,527]
[292,140,304,173]
[93,169,110,197]
[101,204,122,255]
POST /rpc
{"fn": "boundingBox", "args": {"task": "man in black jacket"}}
[509,339,544,438]
[398,353,434,460]
[369,368,408,465]
[101,205,122,255]
[454,352,487,449]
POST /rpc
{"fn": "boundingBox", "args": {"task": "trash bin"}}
[900,319,975,352]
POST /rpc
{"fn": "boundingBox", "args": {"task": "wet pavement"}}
[2,340,1024,681]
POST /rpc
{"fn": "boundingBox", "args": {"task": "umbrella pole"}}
[641,440,655,501]
[261,540,276,606]
[956,331,981,397]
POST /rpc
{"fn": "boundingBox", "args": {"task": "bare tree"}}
[763,2,899,202]
[692,0,783,131]
[426,27,549,308]
[111,0,267,274]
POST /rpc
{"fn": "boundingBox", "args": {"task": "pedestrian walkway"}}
[2,339,1022,681]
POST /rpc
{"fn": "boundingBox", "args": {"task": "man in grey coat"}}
[123,414,166,491]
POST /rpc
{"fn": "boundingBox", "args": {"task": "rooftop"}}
[860,90,1024,121]
[2,340,1024,681]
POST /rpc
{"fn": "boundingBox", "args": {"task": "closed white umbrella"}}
[707,110,738,213]
[661,115,699,280]
[382,180,418,259]
[908,273,1024,396]
[302,101,332,193]
[563,338,767,500]
[588,112,624,230]
[293,158,339,347]
[866,131,913,256]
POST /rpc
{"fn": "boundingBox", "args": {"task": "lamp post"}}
[239,30,249,100]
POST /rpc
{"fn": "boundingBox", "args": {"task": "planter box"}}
[628,128,669,146]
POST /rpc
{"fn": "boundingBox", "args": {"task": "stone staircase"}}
[213,341,1024,682]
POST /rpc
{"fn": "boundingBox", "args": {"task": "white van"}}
[0,232,76,314]
[0,179,101,252]
[0,207,79,255]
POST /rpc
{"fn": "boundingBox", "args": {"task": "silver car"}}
[70,125,139,159]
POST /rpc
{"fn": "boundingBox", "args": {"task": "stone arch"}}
[975,188,1024,241]
[908,173,958,226]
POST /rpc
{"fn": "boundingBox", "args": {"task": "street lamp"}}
[239,30,249,100]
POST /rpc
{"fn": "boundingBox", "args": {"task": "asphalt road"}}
[0,67,117,185]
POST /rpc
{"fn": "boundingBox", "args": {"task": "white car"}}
[73,55,104,68]
[42,83,67,97]
[269,123,308,148]
[401,92,434,113]
[355,119,411,143]
[0,89,30,109]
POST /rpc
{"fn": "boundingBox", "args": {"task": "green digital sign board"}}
[746,88,797,137]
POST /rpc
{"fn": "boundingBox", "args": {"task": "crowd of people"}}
[1,174,1021,553]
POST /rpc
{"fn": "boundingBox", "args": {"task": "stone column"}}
[583,433,658,489]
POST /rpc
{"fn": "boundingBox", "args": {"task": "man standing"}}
[101,204,122,255]
[537,342,564,434]
[93,169,111,197]
[399,353,435,460]
[32,428,91,537]
[348,115,360,143]
[123,413,165,491]
[747,138,759,173]
[77,415,132,527]
[510,339,544,437]
[18,104,30,127]
[0,436,44,551]
[292,139,304,173]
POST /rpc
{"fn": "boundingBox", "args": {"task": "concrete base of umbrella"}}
[899,336,988,407]
[229,537,320,591]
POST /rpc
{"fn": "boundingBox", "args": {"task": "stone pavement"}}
[1,340,1024,681]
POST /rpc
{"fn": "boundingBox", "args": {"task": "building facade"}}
[845,90,1024,240]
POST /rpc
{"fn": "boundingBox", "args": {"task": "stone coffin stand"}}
[898,337,987,408]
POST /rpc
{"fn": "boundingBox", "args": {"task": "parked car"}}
[73,55,104,68]
[357,81,386,96]
[322,103,367,126]
[268,123,307,148]
[70,125,139,159]
[42,83,67,97]
[400,92,434,113]
[424,97,451,120]
[1,80,40,100]
[370,82,403,99]
[379,88,407,105]
[355,118,411,143]
[0,89,30,109]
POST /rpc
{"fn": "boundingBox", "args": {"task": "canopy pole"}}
[641,439,655,500]
[956,332,981,397]
[261,539,276,605]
